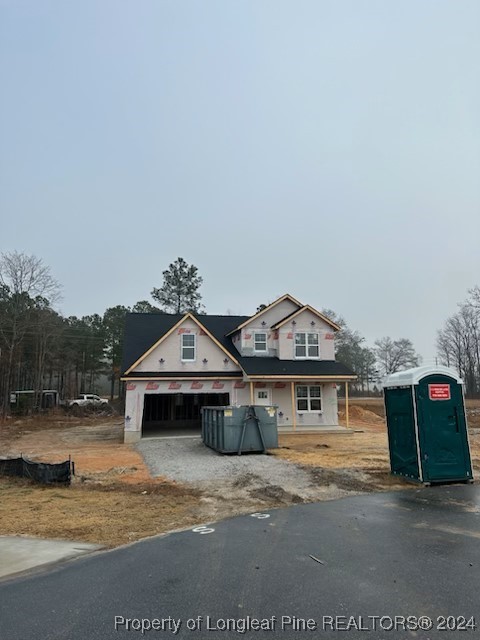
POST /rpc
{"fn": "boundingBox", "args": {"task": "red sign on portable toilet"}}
[428,384,451,400]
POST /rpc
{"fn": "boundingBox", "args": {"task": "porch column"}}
[345,381,350,428]
[290,381,296,431]
[249,381,254,405]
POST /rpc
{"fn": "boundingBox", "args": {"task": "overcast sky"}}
[1,0,479,363]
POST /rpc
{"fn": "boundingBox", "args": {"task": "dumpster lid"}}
[382,365,462,388]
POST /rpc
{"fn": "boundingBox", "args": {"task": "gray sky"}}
[1,0,479,363]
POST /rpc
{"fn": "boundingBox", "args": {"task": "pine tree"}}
[151,258,204,314]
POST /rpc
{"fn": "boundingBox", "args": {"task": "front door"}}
[416,376,472,482]
[255,388,272,406]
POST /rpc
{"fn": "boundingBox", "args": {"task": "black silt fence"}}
[0,457,74,485]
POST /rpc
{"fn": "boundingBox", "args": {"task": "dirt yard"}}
[0,400,479,548]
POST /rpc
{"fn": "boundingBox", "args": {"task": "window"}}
[296,385,322,412]
[294,333,319,358]
[254,332,267,352]
[181,334,196,361]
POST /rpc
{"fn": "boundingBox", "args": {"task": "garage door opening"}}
[142,393,230,437]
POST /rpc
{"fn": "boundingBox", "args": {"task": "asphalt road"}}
[1,485,479,640]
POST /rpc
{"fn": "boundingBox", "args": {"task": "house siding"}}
[122,298,352,443]
[125,379,339,442]
[277,309,336,361]
[133,318,242,374]
[274,383,338,428]
[236,299,300,357]
[233,381,339,428]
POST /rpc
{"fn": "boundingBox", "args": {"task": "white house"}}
[121,294,356,442]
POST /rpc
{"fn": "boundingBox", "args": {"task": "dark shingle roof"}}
[122,312,356,379]
[235,357,355,378]
[195,315,249,355]
[121,313,248,374]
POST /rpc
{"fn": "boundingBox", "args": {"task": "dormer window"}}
[254,332,267,352]
[181,334,196,361]
[295,332,319,358]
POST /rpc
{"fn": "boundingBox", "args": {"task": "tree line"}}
[437,286,480,397]
[0,254,203,416]
[5,251,476,416]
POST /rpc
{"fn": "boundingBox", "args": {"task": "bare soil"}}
[0,400,478,548]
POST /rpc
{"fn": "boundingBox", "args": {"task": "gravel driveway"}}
[136,437,356,504]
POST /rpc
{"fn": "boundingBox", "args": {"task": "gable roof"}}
[122,308,355,381]
[122,313,248,375]
[271,305,341,331]
[225,294,302,336]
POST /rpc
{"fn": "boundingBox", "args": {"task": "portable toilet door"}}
[415,371,472,483]
[383,385,420,481]
[383,366,473,484]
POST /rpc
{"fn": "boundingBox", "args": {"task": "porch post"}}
[345,381,350,428]
[249,381,254,405]
[290,381,296,431]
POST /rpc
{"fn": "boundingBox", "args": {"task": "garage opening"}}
[142,393,230,436]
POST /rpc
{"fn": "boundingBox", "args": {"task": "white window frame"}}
[181,333,196,361]
[296,385,322,413]
[253,332,267,353]
[255,388,272,404]
[294,332,319,359]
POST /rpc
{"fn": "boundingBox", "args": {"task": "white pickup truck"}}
[69,394,109,409]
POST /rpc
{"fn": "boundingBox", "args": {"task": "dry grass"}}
[0,477,203,548]
[275,397,480,472]
[275,431,390,470]
[275,401,388,469]
[0,414,208,547]
[1,401,479,548]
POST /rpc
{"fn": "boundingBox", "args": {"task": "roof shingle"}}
[122,312,356,379]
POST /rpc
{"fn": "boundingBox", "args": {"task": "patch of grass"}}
[0,477,202,548]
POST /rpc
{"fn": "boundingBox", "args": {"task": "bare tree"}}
[0,252,61,416]
[437,289,480,396]
[374,336,420,377]
[468,285,480,309]
[321,308,378,394]
[0,251,61,302]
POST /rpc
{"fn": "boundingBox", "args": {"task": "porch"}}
[233,378,354,432]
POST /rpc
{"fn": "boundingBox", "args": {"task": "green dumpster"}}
[382,366,473,484]
[201,405,278,454]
